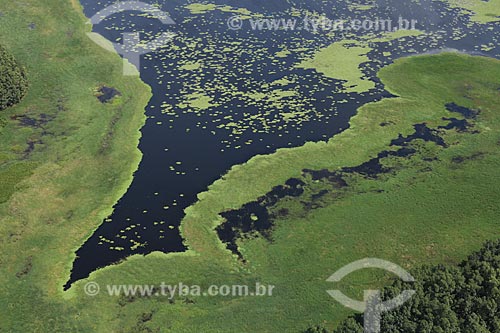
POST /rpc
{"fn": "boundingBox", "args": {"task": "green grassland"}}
[1,0,500,332]
[296,39,375,93]
[0,0,151,330]
[443,0,500,23]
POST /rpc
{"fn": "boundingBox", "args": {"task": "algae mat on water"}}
[77,53,500,333]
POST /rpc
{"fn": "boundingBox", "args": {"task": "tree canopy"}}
[306,240,500,333]
[0,45,28,111]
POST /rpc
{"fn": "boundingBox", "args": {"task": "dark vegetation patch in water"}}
[11,113,57,155]
[451,152,486,164]
[96,86,121,103]
[303,169,349,186]
[439,117,473,132]
[440,102,480,133]
[445,102,479,119]
[391,123,447,147]
[217,115,481,258]
[311,189,329,200]
[10,98,68,156]
[342,147,417,178]
[380,120,395,127]
[217,178,305,260]
[11,113,54,128]
[24,139,43,155]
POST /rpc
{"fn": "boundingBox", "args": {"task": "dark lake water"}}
[65,0,499,288]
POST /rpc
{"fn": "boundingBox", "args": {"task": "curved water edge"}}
[66,0,500,288]
[62,0,153,290]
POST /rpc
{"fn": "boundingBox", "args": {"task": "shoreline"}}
[179,52,500,254]
[0,0,152,297]
[62,0,153,292]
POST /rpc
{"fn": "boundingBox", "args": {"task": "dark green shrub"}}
[0,45,28,111]
[331,240,500,332]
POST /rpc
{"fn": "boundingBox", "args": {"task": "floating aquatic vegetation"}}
[296,40,374,93]
[70,0,500,284]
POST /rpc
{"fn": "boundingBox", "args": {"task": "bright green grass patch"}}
[179,61,202,71]
[442,0,500,23]
[348,3,376,11]
[296,40,374,93]
[179,91,218,110]
[185,3,256,17]
[185,3,217,14]
[0,162,36,203]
